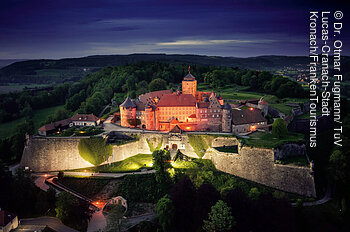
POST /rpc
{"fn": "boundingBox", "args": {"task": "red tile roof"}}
[139,89,172,104]
[38,118,72,132]
[259,99,268,105]
[0,210,16,226]
[71,114,99,122]
[157,93,196,107]
[232,109,267,125]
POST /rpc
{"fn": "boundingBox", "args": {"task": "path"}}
[32,170,156,232]
[99,104,111,118]
[122,213,157,231]
[19,217,78,232]
[302,183,332,206]
[292,183,332,207]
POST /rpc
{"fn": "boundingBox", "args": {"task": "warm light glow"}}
[250,107,254,111]
[250,125,257,131]
[44,174,48,177]
[185,126,191,130]
[79,131,85,134]
[84,169,87,172]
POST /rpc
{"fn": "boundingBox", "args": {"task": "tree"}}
[248,187,261,200]
[329,150,348,184]
[194,183,221,229]
[272,118,288,138]
[57,171,64,181]
[171,177,196,232]
[149,78,167,92]
[156,194,175,231]
[152,149,171,183]
[203,200,235,232]
[55,192,78,222]
[105,204,126,232]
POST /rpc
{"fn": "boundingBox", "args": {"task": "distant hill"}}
[0,54,348,84]
[0,59,28,68]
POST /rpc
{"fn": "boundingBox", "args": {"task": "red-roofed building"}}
[37,113,100,136]
[119,70,268,133]
[0,210,18,232]
[231,108,267,134]
[70,114,100,127]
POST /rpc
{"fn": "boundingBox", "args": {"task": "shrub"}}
[203,200,235,232]
[78,137,112,165]
[272,118,288,138]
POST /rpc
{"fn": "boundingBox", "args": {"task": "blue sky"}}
[0,0,348,59]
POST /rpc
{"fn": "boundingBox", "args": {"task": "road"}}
[19,217,78,232]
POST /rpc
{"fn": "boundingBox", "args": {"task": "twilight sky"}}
[0,0,348,59]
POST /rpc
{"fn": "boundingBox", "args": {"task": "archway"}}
[172,144,178,150]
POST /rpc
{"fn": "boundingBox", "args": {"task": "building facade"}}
[120,72,268,134]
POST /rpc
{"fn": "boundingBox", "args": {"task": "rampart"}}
[20,133,316,197]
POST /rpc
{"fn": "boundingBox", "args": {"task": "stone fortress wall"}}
[20,133,316,197]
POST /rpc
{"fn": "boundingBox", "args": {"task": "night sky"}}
[0,0,349,59]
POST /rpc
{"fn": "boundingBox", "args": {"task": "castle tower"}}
[182,68,197,97]
[145,104,155,130]
[120,96,136,127]
[258,98,268,116]
[222,103,232,133]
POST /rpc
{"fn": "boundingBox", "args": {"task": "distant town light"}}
[250,107,254,111]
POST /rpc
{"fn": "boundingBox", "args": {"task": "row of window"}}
[199,109,221,113]
[200,114,221,118]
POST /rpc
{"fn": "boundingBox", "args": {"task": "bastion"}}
[20,133,316,197]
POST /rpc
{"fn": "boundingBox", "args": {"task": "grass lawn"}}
[239,131,305,148]
[0,105,65,139]
[76,153,153,173]
[269,103,293,115]
[198,83,309,117]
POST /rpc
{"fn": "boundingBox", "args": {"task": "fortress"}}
[120,71,268,133]
[21,133,316,197]
[20,70,316,198]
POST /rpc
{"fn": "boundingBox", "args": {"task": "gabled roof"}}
[169,117,180,124]
[232,109,267,125]
[157,93,196,107]
[0,210,16,226]
[169,125,182,133]
[183,73,196,81]
[120,96,136,108]
[71,114,99,122]
[138,89,172,104]
[38,118,72,132]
